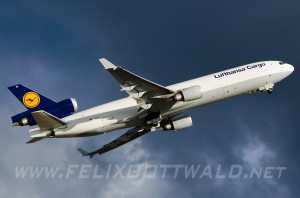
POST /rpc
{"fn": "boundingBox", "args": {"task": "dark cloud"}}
[0,0,299,197]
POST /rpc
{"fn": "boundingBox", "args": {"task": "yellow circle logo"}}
[23,92,40,108]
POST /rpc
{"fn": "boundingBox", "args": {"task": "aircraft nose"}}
[285,64,294,73]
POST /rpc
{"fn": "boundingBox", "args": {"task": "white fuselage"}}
[29,61,294,138]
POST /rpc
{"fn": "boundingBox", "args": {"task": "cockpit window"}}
[279,61,285,65]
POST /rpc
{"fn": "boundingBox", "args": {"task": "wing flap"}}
[31,110,67,131]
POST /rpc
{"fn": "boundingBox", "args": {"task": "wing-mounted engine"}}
[173,85,202,102]
[161,115,193,131]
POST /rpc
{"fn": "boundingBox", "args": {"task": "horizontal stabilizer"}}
[32,110,67,131]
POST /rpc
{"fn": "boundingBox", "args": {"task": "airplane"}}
[8,59,294,158]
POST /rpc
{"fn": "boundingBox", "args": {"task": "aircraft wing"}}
[99,58,177,114]
[77,126,152,158]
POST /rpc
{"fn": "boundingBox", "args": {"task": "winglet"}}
[77,148,94,158]
[99,58,117,70]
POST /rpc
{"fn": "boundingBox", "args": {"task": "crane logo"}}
[23,92,40,108]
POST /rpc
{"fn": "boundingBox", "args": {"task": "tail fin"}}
[8,84,56,110]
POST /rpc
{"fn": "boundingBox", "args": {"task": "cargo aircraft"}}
[8,59,294,158]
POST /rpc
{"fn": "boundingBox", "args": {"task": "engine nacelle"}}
[162,116,193,131]
[12,113,36,126]
[54,98,78,115]
[173,85,202,102]
[13,117,30,126]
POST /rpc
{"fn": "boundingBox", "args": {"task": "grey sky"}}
[0,0,299,197]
